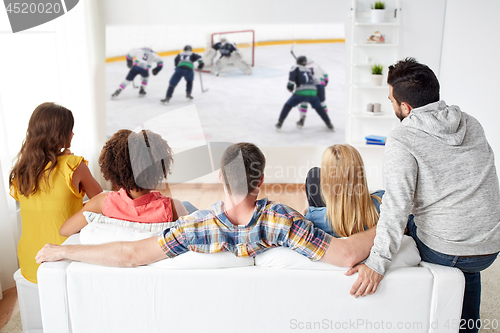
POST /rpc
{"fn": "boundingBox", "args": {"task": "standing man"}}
[347,58,500,333]
[276,56,334,131]
[161,45,204,103]
[111,47,163,98]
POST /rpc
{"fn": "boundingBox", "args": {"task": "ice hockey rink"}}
[106,42,346,148]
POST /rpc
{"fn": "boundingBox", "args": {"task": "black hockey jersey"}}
[175,51,203,70]
[288,65,317,96]
[212,42,237,57]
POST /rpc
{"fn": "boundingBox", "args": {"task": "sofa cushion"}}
[79,222,254,269]
[149,251,254,269]
[80,221,160,244]
[255,235,421,270]
[83,211,175,232]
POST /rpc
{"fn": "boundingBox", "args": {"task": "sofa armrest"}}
[37,234,80,333]
[420,261,465,333]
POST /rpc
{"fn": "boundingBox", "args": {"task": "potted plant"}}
[371,64,384,85]
[371,1,386,23]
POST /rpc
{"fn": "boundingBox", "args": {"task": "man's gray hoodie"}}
[365,100,500,275]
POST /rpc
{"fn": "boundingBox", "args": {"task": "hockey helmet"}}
[220,35,227,43]
[297,56,307,66]
[184,45,192,52]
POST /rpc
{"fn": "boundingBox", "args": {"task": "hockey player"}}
[161,45,204,103]
[296,58,329,128]
[276,56,333,131]
[204,36,252,75]
[111,47,163,98]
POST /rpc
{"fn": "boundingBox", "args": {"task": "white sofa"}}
[37,224,465,333]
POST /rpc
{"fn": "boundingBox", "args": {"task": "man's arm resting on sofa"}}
[36,237,166,267]
[320,226,376,267]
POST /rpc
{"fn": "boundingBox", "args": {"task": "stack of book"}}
[365,135,387,146]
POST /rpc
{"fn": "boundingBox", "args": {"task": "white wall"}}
[399,0,446,74]
[439,0,500,170]
[104,0,350,26]
[0,0,105,181]
[104,0,350,57]
[106,24,345,58]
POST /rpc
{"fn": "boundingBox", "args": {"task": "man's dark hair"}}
[387,57,440,108]
[220,143,266,197]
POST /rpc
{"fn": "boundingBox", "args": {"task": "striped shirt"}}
[158,198,332,260]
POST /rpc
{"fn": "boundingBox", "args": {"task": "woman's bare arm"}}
[72,161,103,199]
[60,192,106,237]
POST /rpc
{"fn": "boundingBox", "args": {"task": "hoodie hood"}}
[402,100,467,146]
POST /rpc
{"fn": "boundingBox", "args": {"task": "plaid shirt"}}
[158,197,332,261]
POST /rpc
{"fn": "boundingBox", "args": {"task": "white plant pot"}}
[371,9,386,23]
[371,74,383,86]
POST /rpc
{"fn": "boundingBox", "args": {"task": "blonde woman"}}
[304,144,384,238]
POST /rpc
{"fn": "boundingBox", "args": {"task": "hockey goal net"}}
[203,30,255,68]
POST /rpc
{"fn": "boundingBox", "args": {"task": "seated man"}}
[36,143,375,268]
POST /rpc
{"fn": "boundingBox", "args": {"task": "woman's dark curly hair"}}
[99,129,174,192]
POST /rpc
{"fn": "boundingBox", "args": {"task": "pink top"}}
[102,188,173,223]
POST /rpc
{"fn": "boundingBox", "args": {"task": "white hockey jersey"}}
[126,48,163,70]
[306,61,328,85]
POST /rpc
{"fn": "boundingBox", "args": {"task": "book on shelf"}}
[365,135,387,146]
[365,135,387,142]
[366,141,386,146]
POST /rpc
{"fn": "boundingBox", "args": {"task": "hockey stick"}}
[132,77,139,89]
[199,70,208,92]
[290,42,297,59]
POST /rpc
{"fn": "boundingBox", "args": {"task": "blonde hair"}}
[320,144,381,237]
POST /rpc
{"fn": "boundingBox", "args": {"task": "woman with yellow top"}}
[9,102,102,283]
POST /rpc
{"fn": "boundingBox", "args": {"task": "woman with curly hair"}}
[60,129,189,236]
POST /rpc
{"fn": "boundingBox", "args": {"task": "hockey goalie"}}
[204,36,252,75]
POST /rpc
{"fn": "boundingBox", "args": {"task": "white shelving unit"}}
[346,0,402,149]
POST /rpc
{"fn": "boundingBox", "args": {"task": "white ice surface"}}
[106,43,346,149]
